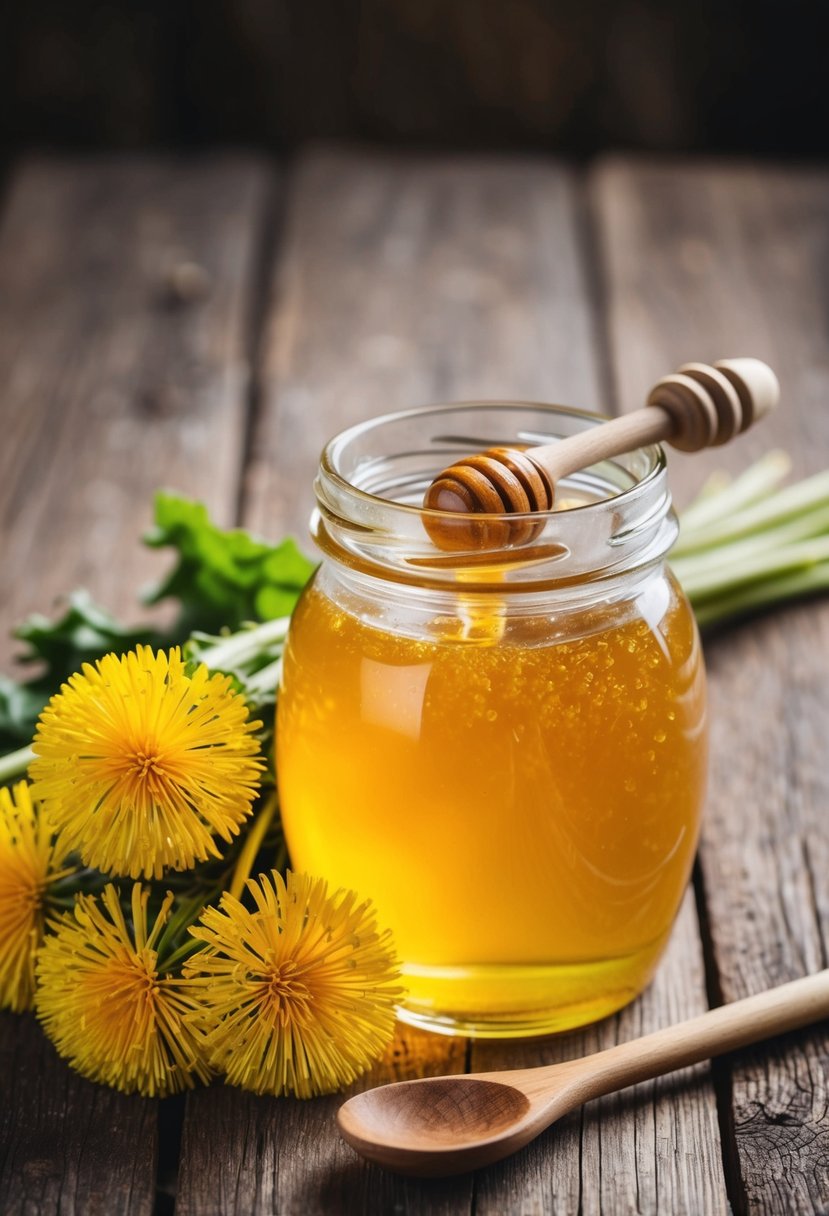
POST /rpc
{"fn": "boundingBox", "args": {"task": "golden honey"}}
[276,403,708,1036]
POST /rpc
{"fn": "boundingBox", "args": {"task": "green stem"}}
[195,617,290,673]
[673,503,829,584]
[229,792,280,900]
[46,894,83,911]
[676,468,829,555]
[155,889,212,962]
[677,539,829,601]
[273,838,288,874]
[242,658,283,701]
[691,564,829,628]
[0,744,36,785]
[158,937,204,973]
[48,865,104,898]
[676,450,791,543]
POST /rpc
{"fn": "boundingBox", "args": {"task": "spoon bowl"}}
[338,1074,561,1176]
[344,1077,531,1144]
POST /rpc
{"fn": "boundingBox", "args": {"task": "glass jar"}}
[276,403,708,1038]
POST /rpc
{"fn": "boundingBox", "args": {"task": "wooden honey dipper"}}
[423,358,780,551]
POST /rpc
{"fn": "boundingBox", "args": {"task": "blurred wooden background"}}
[2,0,827,156]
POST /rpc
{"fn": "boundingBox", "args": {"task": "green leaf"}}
[15,590,163,679]
[0,676,50,752]
[144,491,316,635]
[0,592,163,749]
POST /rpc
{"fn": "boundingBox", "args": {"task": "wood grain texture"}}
[182,148,606,1215]
[188,146,608,1216]
[177,1028,470,1216]
[0,155,273,663]
[593,158,829,1213]
[0,156,273,1215]
[0,1013,157,1216]
[6,151,820,1215]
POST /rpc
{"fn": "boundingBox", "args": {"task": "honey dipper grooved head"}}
[422,446,553,550]
[423,447,553,515]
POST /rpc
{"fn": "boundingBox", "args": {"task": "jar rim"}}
[320,400,667,524]
[314,400,677,593]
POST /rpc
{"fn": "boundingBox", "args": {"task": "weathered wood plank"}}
[435,150,725,1214]
[0,155,273,658]
[0,1015,158,1216]
[190,146,606,1216]
[0,155,273,1216]
[177,1029,470,1216]
[177,148,723,1214]
[593,158,829,1213]
[241,149,605,539]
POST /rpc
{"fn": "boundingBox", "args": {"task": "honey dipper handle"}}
[528,357,779,487]
[529,407,676,486]
[572,970,829,1104]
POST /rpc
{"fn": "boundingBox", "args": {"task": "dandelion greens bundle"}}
[0,456,826,1099]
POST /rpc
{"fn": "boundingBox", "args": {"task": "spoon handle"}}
[576,969,829,1102]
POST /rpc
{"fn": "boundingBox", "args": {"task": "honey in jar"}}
[277,404,707,1037]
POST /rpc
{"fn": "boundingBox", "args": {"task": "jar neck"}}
[313,402,678,597]
[314,554,680,654]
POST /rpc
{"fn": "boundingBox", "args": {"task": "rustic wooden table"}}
[1,150,828,1215]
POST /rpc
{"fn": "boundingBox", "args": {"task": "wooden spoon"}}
[422,358,780,551]
[338,968,829,1177]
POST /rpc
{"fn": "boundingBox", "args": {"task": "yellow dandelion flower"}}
[0,780,73,1012]
[29,646,264,879]
[184,870,402,1098]
[36,883,210,1097]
